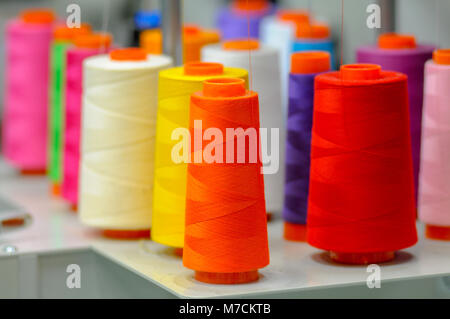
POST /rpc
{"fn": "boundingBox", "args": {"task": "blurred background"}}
[0,0,448,120]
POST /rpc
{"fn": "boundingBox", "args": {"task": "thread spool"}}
[292,23,335,70]
[133,10,160,47]
[419,49,450,241]
[283,51,331,242]
[202,39,285,216]
[79,48,172,239]
[307,64,417,264]
[62,33,112,210]
[140,29,162,54]
[2,9,55,174]
[152,62,248,249]
[183,78,269,284]
[216,0,273,40]
[260,10,310,117]
[49,23,91,196]
[183,24,220,63]
[357,33,434,204]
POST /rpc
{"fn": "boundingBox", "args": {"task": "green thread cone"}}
[48,41,70,185]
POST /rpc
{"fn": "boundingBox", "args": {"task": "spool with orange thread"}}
[307,64,417,264]
[357,34,434,205]
[183,24,220,63]
[48,23,92,197]
[3,9,56,175]
[79,48,172,240]
[62,32,112,212]
[183,78,269,284]
[283,51,331,242]
[419,49,450,241]
[140,29,162,54]
[292,22,335,69]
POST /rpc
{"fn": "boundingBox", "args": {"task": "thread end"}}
[2,217,26,227]
[51,183,61,197]
[20,169,46,176]
[378,33,416,49]
[425,224,450,241]
[53,23,91,42]
[203,78,246,97]
[174,248,183,257]
[73,32,112,49]
[223,39,259,51]
[433,49,450,65]
[233,0,268,11]
[102,229,151,240]
[284,222,307,242]
[296,23,330,39]
[110,48,147,61]
[20,9,55,24]
[291,51,331,74]
[278,9,309,25]
[184,62,224,76]
[341,64,381,81]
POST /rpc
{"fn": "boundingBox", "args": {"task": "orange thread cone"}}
[183,78,269,284]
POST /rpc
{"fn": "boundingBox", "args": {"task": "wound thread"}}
[62,33,112,207]
[48,24,91,194]
[419,49,450,241]
[357,33,434,204]
[2,10,54,172]
[79,51,172,235]
[307,64,418,264]
[183,78,269,284]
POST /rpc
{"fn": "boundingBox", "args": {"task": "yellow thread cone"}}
[152,66,248,248]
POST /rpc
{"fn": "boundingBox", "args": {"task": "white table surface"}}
[0,159,449,298]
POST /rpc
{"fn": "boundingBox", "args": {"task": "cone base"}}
[330,251,395,265]
[174,248,183,257]
[2,217,25,227]
[102,229,151,240]
[20,169,46,175]
[284,222,307,242]
[51,183,61,196]
[195,270,259,284]
[426,224,450,241]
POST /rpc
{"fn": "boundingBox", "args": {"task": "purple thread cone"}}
[357,45,434,204]
[282,72,316,225]
[216,5,274,40]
